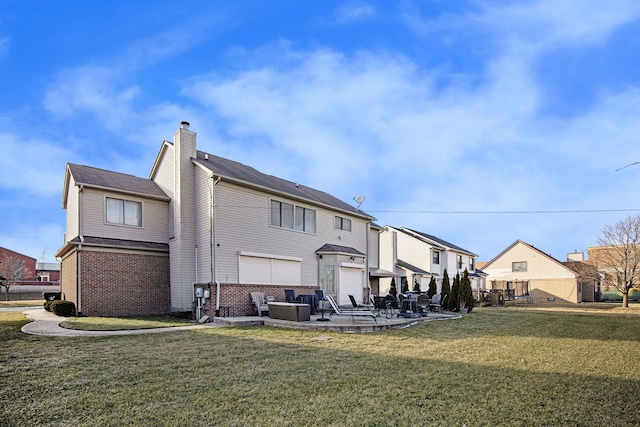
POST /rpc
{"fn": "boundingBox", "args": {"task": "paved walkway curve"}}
[21,309,222,337]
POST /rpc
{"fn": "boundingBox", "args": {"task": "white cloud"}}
[0,130,72,196]
[42,65,140,130]
[403,0,640,54]
[472,0,640,50]
[179,14,640,258]
[333,2,376,24]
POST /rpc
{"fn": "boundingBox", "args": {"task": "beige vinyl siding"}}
[172,129,197,311]
[397,231,430,270]
[368,227,379,268]
[80,187,169,243]
[169,239,183,310]
[151,145,175,239]
[485,242,575,280]
[214,181,368,286]
[149,144,186,311]
[65,177,79,240]
[194,165,212,283]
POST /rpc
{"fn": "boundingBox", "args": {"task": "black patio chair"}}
[285,289,298,303]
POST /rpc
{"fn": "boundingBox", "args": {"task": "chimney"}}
[180,121,190,130]
[567,251,584,262]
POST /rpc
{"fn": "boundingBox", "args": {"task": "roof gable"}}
[66,163,170,203]
[399,227,476,256]
[483,240,575,276]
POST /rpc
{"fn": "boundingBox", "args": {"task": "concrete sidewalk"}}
[20,308,461,336]
[20,309,222,337]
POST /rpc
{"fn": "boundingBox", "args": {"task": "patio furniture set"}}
[250,290,448,323]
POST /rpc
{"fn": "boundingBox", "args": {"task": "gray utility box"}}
[268,302,311,322]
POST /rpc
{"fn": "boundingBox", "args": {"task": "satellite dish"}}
[353,195,366,210]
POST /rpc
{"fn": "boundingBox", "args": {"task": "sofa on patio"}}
[267,302,311,322]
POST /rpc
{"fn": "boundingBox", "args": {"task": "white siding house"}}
[483,240,581,303]
[57,122,376,317]
[378,226,486,296]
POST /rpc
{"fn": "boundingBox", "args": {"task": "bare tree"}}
[594,214,640,308]
[0,255,33,301]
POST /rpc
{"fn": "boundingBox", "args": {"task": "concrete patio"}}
[213,309,461,332]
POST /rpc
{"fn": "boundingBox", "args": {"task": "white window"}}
[334,216,352,231]
[270,200,316,233]
[238,251,302,285]
[106,197,142,227]
[432,251,440,265]
[325,265,335,294]
[512,261,527,272]
[457,255,463,269]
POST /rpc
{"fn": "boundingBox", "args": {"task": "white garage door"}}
[338,266,364,305]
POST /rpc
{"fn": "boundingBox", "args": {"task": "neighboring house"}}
[36,261,61,284]
[563,260,600,302]
[56,122,375,316]
[367,223,398,297]
[378,226,486,296]
[586,245,637,293]
[482,240,582,303]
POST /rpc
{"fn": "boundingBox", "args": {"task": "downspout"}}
[210,175,221,315]
[365,221,371,297]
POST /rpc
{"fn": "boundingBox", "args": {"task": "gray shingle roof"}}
[316,244,365,256]
[193,152,374,220]
[68,163,169,200]
[401,227,476,256]
[396,259,430,275]
[69,236,169,252]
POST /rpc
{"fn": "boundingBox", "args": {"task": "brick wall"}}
[0,247,37,281]
[195,283,320,317]
[79,250,170,317]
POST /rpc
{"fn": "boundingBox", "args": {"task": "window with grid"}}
[270,200,316,233]
[106,197,142,227]
[334,216,352,232]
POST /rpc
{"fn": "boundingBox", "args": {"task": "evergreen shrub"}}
[49,300,76,317]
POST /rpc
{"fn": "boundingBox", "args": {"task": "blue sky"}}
[1,0,640,264]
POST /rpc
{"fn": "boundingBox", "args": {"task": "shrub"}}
[461,269,474,312]
[43,300,52,312]
[448,272,460,311]
[427,275,437,298]
[389,278,398,296]
[49,300,76,317]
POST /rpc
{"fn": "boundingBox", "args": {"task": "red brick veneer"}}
[78,250,170,317]
[195,283,321,317]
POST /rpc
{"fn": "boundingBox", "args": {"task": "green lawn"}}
[1,305,639,426]
[0,299,45,308]
[60,315,192,331]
